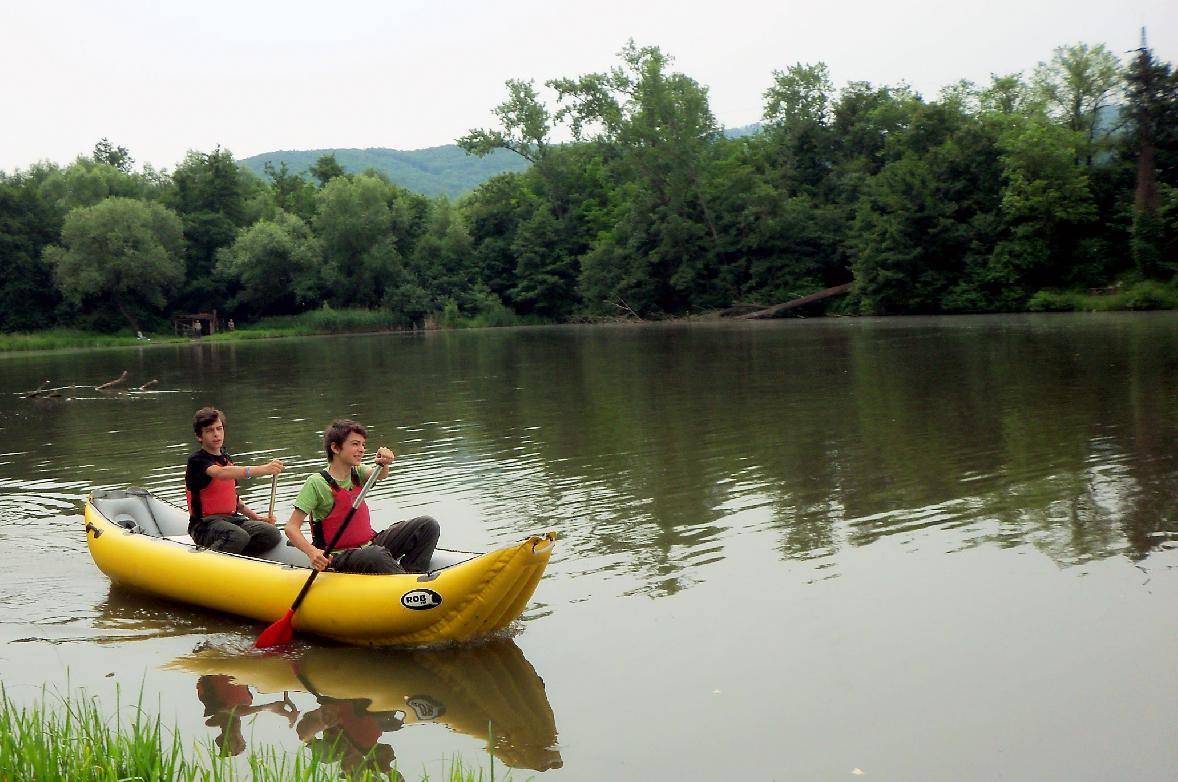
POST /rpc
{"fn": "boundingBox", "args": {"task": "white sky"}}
[1,0,1174,174]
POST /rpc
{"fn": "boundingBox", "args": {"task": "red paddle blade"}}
[255,609,295,649]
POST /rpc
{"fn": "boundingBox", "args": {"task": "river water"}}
[0,315,1175,781]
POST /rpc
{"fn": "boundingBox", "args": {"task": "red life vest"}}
[313,469,375,550]
[325,701,382,748]
[186,457,239,517]
[196,675,253,710]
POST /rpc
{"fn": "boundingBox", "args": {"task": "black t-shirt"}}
[185,449,235,522]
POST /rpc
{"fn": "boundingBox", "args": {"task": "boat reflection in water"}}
[163,637,563,773]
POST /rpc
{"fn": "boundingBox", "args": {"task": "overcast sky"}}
[2,0,1173,174]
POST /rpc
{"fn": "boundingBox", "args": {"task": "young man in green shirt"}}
[284,419,440,574]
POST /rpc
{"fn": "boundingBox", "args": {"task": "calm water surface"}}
[1,315,1176,781]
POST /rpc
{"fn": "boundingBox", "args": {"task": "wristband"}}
[245,466,251,479]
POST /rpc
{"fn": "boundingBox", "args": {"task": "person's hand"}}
[308,547,333,571]
[374,447,395,467]
[262,513,278,525]
[274,696,299,727]
[265,459,285,476]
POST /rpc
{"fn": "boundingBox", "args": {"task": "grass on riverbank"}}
[0,310,411,352]
[0,305,543,353]
[0,329,189,352]
[1028,279,1178,312]
[0,687,506,782]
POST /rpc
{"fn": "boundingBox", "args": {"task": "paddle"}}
[268,473,278,520]
[255,463,383,648]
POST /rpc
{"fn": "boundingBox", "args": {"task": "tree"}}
[1123,35,1178,277]
[215,211,323,317]
[263,160,317,221]
[831,81,922,184]
[408,197,477,313]
[1033,43,1123,167]
[0,170,63,330]
[703,138,846,304]
[168,147,253,310]
[551,41,722,314]
[309,154,346,187]
[462,172,536,302]
[313,174,394,307]
[35,159,147,214]
[509,204,579,318]
[763,62,834,127]
[458,79,552,163]
[93,138,134,173]
[43,198,185,332]
[759,63,839,200]
[990,117,1098,298]
[979,73,1042,116]
[850,154,965,313]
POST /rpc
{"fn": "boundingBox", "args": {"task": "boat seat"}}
[112,512,144,534]
[90,488,190,537]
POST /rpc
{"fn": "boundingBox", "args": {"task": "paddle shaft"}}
[287,464,382,612]
[268,474,278,518]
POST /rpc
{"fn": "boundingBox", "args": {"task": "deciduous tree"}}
[43,198,184,332]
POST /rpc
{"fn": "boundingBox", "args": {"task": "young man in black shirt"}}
[184,407,285,555]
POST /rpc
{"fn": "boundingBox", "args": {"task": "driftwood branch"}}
[22,380,52,398]
[609,298,642,320]
[95,370,129,391]
[136,379,159,391]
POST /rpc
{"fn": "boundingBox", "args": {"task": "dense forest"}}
[1,39,1175,334]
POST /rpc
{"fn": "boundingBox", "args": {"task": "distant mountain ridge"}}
[238,145,530,199]
[239,124,763,199]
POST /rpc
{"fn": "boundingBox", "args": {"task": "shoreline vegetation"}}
[0,687,505,782]
[2,280,1177,354]
[1,39,1175,343]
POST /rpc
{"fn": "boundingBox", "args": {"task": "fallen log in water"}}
[738,283,853,319]
[719,302,768,317]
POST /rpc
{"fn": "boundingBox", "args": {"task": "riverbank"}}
[2,281,1176,354]
[0,687,503,782]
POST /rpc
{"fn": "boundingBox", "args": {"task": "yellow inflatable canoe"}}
[162,638,562,770]
[84,488,556,646]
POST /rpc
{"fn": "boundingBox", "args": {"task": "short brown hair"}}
[324,418,367,461]
[193,407,225,436]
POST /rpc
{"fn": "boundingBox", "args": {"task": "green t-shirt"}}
[293,465,375,522]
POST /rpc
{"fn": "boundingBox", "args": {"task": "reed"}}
[0,687,509,782]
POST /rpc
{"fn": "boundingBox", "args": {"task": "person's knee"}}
[256,524,281,547]
[249,524,281,553]
[415,516,441,542]
[346,547,404,575]
[218,525,251,554]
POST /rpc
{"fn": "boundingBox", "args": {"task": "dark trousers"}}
[190,514,281,556]
[330,516,440,575]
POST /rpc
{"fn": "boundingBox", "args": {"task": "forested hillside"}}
[1,39,1175,335]
[238,146,530,198]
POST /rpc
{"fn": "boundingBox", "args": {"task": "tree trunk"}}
[738,283,852,319]
[113,295,141,334]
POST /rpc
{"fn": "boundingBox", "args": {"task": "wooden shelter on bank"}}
[173,311,220,337]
